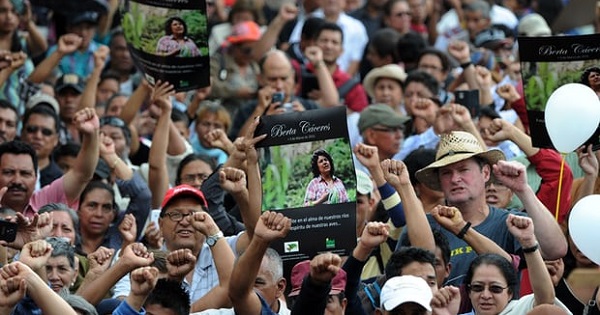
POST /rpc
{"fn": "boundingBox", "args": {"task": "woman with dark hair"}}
[304,149,348,206]
[175,153,216,190]
[77,181,118,255]
[156,17,201,57]
[458,215,568,315]
[580,66,600,97]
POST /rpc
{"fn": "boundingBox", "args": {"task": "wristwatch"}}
[206,231,224,247]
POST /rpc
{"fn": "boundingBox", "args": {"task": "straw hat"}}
[415,131,505,191]
[363,64,407,99]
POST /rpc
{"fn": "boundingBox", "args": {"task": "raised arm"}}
[78,243,154,305]
[493,160,568,259]
[304,46,339,108]
[117,267,159,315]
[148,81,174,208]
[381,159,435,252]
[27,34,82,83]
[431,205,512,261]
[249,3,297,62]
[120,81,152,124]
[63,108,100,202]
[229,211,291,315]
[572,145,599,206]
[21,2,48,57]
[1,262,77,315]
[506,215,555,305]
[79,46,110,110]
[189,212,236,311]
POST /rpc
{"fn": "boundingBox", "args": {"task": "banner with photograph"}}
[519,34,600,150]
[255,107,357,265]
[120,0,210,91]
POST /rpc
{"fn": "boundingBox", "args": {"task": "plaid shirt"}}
[304,175,348,206]
[156,35,201,57]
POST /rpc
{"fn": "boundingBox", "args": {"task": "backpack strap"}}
[338,76,360,100]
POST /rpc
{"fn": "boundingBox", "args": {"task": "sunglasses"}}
[468,283,509,294]
[100,116,127,128]
[25,125,54,136]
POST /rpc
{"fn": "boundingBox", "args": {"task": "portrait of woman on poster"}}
[580,66,600,98]
[156,17,201,57]
[304,149,348,206]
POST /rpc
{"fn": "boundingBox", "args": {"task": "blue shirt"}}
[47,41,102,79]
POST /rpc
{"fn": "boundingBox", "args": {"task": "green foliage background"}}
[262,138,356,210]
[522,61,592,111]
[121,2,209,56]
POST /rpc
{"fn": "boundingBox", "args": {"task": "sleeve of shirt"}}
[378,183,405,227]
[30,177,78,212]
[343,255,368,315]
[116,172,152,241]
[202,165,245,236]
[349,23,368,61]
[345,84,368,112]
[113,300,146,315]
[527,149,573,224]
[291,276,330,315]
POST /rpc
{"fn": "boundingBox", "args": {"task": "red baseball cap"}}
[161,184,208,211]
[288,260,347,297]
[226,21,261,45]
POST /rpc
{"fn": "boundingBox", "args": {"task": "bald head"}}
[259,50,295,96]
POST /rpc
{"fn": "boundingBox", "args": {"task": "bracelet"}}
[456,222,472,239]
[522,242,539,254]
[111,158,119,169]
[460,61,472,69]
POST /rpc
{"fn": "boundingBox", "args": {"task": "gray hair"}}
[464,0,491,19]
[38,203,80,226]
[61,293,99,315]
[46,237,76,269]
[263,248,284,281]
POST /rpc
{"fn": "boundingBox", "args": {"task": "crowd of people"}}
[0,0,597,314]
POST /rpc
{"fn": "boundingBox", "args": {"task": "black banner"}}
[120,0,210,91]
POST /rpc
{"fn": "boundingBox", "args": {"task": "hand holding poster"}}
[120,0,210,91]
[254,107,357,265]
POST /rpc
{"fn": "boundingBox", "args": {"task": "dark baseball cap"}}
[68,11,100,26]
[358,104,410,134]
[55,74,85,94]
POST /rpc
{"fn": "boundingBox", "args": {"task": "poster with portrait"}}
[255,107,357,266]
[519,34,600,150]
[120,0,210,91]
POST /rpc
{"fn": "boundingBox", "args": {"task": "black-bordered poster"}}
[120,0,210,91]
[255,107,357,263]
[519,34,600,150]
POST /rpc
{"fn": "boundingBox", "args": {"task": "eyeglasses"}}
[181,173,210,183]
[468,283,509,294]
[395,11,412,17]
[25,125,54,136]
[198,121,225,130]
[370,126,403,133]
[100,116,127,128]
[162,211,198,222]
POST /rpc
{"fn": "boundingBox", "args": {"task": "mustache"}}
[7,183,26,192]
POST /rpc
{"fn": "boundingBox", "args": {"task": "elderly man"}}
[354,104,409,174]
[398,131,567,286]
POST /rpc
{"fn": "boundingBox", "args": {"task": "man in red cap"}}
[112,167,260,309]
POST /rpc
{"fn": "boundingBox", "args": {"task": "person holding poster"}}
[304,149,348,206]
[156,17,201,57]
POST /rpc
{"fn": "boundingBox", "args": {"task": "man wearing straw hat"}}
[397,130,567,286]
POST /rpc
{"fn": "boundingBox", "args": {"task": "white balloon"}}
[569,195,600,265]
[545,83,600,153]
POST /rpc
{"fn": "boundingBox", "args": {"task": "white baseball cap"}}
[380,276,433,312]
